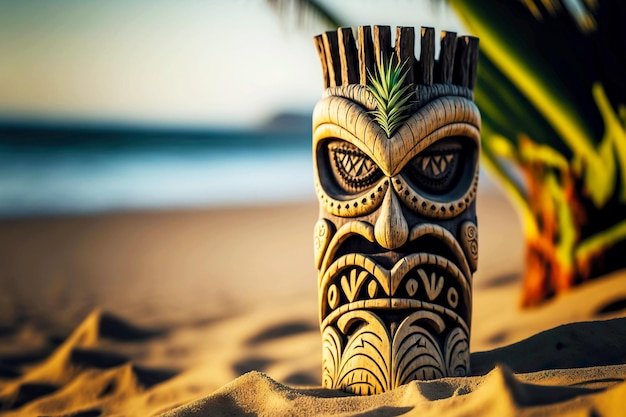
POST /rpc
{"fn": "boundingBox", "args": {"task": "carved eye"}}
[328,141,382,193]
[405,140,465,195]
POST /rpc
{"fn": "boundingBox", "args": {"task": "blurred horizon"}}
[0,115,315,218]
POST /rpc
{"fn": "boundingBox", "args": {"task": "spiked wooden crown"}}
[313,26,479,92]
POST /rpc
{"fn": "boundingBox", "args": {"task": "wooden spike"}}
[322,31,342,88]
[466,36,480,89]
[419,27,435,86]
[454,36,471,88]
[438,31,457,84]
[395,26,415,86]
[358,26,375,85]
[338,27,359,85]
[373,25,392,68]
[313,34,329,89]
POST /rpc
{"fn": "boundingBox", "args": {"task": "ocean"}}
[0,123,315,218]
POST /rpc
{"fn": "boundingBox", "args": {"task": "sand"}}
[1,187,625,416]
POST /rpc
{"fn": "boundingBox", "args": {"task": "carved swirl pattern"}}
[322,309,469,394]
[459,221,478,273]
[313,219,334,269]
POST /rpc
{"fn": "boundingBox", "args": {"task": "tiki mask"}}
[312,26,480,395]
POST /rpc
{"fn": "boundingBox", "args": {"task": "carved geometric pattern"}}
[330,143,382,191]
[418,153,454,177]
[313,25,479,395]
[340,269,369,302]
[322,309,469,395]
[417,269,444,301]
[406,138,468,196]
[319,252,471,322]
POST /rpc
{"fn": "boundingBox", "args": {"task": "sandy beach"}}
[1,186,625,416]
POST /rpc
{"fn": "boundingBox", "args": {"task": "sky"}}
[0,1,464,129]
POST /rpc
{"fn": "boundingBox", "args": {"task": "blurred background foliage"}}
[271,0,626,306]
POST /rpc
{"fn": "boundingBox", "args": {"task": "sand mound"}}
[2,311,625,416]
[0,310,177,416]
[472,317,626,374]
[164,366,626,417]
[163,318,626,417]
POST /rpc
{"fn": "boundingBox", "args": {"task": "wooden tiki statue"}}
[312,26,480,394]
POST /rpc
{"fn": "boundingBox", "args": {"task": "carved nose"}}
[374,187,409,250]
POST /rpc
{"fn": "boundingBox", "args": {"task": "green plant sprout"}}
[367,56,413,137]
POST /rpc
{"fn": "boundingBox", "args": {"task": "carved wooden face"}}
[313,84,480,394]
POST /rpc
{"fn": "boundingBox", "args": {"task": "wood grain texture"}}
[395,26,415,87]
[312,25,480,395]
[313,35,329,89]
[358,26,375,85]
[373,25,392,67]
[313,86,479,393]
[453,36,479,89]
[322,31,341,88]
[466,36,479,89]
[439,31,457,84]
[338,27,359,85]
[419,27,435,86]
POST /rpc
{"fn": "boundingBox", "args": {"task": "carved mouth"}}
[319,251,471,329]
